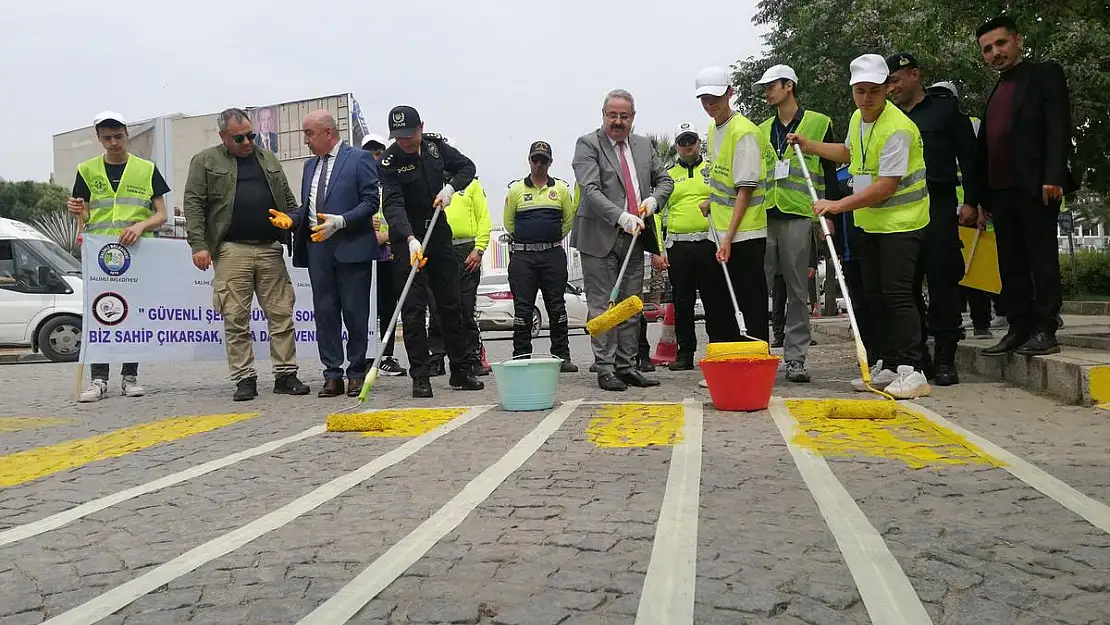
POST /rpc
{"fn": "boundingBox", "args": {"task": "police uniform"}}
[378,105,484,397]
[887,53,979,385]
[504,141,578,371]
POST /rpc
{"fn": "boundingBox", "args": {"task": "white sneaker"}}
[885,365,932,399]
[121,376,146,397]
[851,360,894,392]
[79,380,107,403]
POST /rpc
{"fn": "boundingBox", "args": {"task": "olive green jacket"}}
[182,144,299,255]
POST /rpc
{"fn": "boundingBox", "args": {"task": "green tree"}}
[0,180,70,224]
[731,0,1110,194]
[647,133,678,169]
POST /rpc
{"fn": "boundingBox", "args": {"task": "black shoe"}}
[234,377,258,401]
[771,336,784,349]
[617,370,660,388]
[560,359,579,373]
[934,363,960,386]
[449,366,485,391]
[412,377,433,398]
[598,372,627,392]
[637,358,656,372]
[1014,331,1061,357]
[429,360,446,377]
[474,362,492,377]
[589,363,599,373]
[377,357,407,377]
[669,355,695,371]
[982,331,1028,357]
[274,373,310,395]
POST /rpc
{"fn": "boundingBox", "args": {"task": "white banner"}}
[79,235,378,365]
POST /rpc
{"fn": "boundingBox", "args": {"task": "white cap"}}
[93,111,126,126]
[849,54,890,86]
[752,64,799,92]
[361,133,386,149]
[695,66,731,97]
[929,81,959,97]
[674,121,699,140]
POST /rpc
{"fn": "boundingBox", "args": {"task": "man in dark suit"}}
[975,15,1077,357]
[289,110,380,397]
[571,89,674,392]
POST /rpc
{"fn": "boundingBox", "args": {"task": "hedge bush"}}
[1060,250,1110,296]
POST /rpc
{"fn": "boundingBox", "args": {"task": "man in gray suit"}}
[572,89,674,392]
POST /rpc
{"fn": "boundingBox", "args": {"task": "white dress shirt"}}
[607,135,642,208]
[307,141,342,227]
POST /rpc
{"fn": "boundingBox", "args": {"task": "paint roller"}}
[585,226,644,337]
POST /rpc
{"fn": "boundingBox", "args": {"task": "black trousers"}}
[914,188,966,366]
[964,286,1005,329]
[858,228,925,370]
[508,246,570,359]
[375,256,399,358]
[427,242,482,365]
[990,189,1063,336]
[842,257,876,365]
[667,239,719,358]
[396,224,469,378]
[91,363,138,380]
[771,273,787,340]
[715,238,770,343]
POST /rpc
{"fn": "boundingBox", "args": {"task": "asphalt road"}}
[1,326,1109,625]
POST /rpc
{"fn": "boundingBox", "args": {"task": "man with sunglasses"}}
[183,108,310,401]
[504,141,578,371]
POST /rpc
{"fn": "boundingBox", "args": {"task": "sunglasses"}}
[676,135,698,147]
[232,132,257,144]
[531,155,551,165]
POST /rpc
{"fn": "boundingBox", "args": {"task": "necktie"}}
[315,154,330,221]
[617,141,638,215]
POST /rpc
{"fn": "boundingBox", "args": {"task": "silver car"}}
[476,272,589,337]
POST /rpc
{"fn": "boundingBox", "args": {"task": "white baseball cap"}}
[752,64,799,92]
[695,66,731,97]
[849,54,890,86]
[93,111,127,126]
[361,133,386,149]
[674,121,699,140]
[929,81,959,97]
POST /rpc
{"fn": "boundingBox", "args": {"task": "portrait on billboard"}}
[252,106,279,154]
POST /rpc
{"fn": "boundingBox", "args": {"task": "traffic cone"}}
[650,303,678,365]
[476,343,492,376]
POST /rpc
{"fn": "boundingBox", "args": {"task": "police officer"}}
[378,105,484,398]
[504,141,578,372]
[887,53,979,386]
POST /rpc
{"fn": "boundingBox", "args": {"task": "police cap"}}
[529,141,553,159]
[886,53,920,73]
[388,105,421,139]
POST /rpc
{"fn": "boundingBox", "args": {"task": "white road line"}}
[768,399,933,625]
[905,401,1110,534]
[40,405,495,625]
[635,398,703,625]
[0,425,325,548]
[580,400,684,406]
[296,399,584,625]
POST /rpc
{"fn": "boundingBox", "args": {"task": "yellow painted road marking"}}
[1088,366,1110,404]
[0,417,80,433]
[586,403,684,448]
[359,408,471,438]
[785,399,1001,469]
[0,413,259,488]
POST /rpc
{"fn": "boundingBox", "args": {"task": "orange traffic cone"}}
[476,343,492,376]
[650,303,678,365]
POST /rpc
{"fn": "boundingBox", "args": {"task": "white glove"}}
[617,212,645,235]
[408,237,426,268]
[434,184,455,208]
[639,197,657,217]
[310,213,346,242]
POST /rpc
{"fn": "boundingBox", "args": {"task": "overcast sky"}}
[2,0,766,224]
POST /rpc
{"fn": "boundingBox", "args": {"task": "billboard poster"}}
[350,96,369,148]
[251,106,280,154]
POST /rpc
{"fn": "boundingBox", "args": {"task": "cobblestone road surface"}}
[1,326,1109,624]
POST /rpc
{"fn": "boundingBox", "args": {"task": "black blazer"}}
[977,60,1077,204]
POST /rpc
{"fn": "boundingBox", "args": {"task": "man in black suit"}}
[975,15,1077,357]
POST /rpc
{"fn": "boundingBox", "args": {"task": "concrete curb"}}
[1062,301,1110,316]
[810,319,1110,406]
[0,352,49,365]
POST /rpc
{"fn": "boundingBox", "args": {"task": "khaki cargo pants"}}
[211,241,299,383]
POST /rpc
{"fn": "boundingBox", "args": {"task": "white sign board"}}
[79,235,377,365]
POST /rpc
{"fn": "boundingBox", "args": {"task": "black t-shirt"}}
[224,154,281,243]
[72,159,170,202]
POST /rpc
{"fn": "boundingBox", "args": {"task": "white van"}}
[0,217,83,362]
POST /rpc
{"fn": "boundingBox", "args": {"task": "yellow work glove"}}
[268,209,293,230]
[408,238,427,269]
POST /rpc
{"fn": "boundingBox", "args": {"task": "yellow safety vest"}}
[705,113,769,236]
[504,176,576,243]
[759,110,830,218]
[78,155,155,237]
[664,159,711,235]
[444,178,492,251]
[847,104,930,234]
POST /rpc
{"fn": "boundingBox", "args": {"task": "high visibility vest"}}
[847,104,930,234]
[444,178,492,250]
[78,155,155,237]
[759,110,830,218]
[705,113,769,237]
[664,159,711,235]
[505,176,574,243]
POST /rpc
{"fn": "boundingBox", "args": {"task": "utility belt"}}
[664,231,709,248]
[452,237,475,246]
[510,241,562,252]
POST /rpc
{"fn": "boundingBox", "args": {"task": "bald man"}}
[275,110,381,397]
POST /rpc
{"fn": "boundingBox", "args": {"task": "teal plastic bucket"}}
[491,354,563,411]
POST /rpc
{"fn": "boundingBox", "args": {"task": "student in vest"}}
[753,64,843,383]
[67,111,169,403]
[789,54,932,399]
[695,66,771,345]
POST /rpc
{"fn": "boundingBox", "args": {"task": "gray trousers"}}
[582,231,644,375]
[764,218,813,363]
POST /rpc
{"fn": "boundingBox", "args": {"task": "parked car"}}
[642,302,663,323]
[476,272,589,336]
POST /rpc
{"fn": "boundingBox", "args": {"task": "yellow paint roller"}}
[586,227,645,337]
[822,399,898,419]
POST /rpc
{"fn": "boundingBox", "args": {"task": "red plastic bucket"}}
[699,355,780,411]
